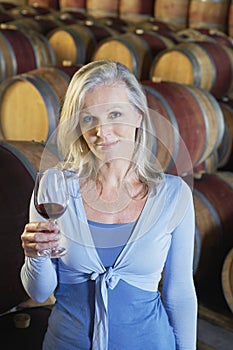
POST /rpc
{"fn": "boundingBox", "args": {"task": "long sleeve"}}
[21,257,57,303]
[20,193,58,303]
[162,196,198,349]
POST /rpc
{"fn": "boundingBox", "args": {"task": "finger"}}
[21,222,61,258]
[25,221,59,233]
[22,239,60,258]
[22,231,60,243]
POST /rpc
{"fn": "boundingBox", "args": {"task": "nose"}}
[96,122,111,138]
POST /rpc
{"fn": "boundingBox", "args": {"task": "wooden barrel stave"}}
[0,27,56,81]
[150,42,215,92]
[141,80,224,174]
[48,24,94,65]
[0,28,37,74]
[134,29,175,57]
[222,247,233,313]
[185,85,225,162]
[92,32,151,79]
[150,41,233,99]
[0,140,44,313]
[0,31,16,80]
[195,172,233,251]
[48,22,116,66]
[28,0,60,9]
[193,151,219,176]
[197,41,233,98]
[154,0,190,30]
[194,172,233,300]
[119,0,154,23]
[193,187,223,282]
[218,102,233,168]
[59,0,87,13]
[0,67,70,142]
[86,0,118,18]
[188,0,230,33]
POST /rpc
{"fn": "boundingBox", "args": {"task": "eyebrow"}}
[81,103,131,113]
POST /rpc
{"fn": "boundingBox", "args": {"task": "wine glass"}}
[34,168,69,258]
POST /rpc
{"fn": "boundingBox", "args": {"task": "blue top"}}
[88,220,134,268]
[21,174,197,349]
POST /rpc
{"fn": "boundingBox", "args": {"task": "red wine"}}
[36,203,66,220]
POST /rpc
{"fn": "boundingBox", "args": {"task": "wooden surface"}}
[198,304,233,350]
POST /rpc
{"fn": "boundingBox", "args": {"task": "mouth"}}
[95,140,119,149]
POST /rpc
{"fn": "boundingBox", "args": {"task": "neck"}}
[97,159,132,188]
[80,159,146,216]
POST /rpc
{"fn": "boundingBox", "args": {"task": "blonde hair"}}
[57,60,162,195]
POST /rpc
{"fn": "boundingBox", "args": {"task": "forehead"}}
[83,84,130,109]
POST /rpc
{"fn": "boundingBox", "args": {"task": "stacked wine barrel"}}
[0,0,232,317]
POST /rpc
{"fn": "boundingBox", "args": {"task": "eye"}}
[81,115,95,124]
[110,111,122,119]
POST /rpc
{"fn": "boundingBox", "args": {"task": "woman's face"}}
[79,84,142,163]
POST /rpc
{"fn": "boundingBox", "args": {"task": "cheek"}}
[82,128,95,143]
[80,134,92,152]
[117,125,137,138]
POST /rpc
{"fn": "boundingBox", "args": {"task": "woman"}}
[21,60,197,350]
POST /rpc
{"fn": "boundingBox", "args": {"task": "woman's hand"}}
[21,222,60,258]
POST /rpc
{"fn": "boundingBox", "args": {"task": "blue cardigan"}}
[21,173,197,349]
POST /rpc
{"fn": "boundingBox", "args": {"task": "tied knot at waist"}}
[91,267,119,289]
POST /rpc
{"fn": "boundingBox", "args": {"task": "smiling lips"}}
[95,140,119,149]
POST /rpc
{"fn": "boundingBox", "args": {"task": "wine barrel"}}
[154,0,190,30]
[2,17,43,32]
[193,192,222,302]
[55,62,83,78]
[92,32,150,80]
[86,0,118,18]
[58,10,88,24]
[6,15,63,35]
[193,151,219,176]
[0,27,56,82]
[139,17,178,32]
[0,67,71,142]
[228,0,233,37]
[135,18,179,43]
[48,21,116,65]
[33,17,64,35]
[48,23,96,65]
[28,0,60,9]
[141,80,224,174]
[8,4,53,18]
[150,41,233,99]
[176,28,216,43]
[92,31,173,80]
[119,0,154,23]
[0,2,18,11]
[193,28,233,49]
[0,9,16,23]
[134,28,175,55]
[97,16,131,34]
[0,27,37,77]
[194,172,233,288]
[222,247,233,313]
[193,188,222,280]
[23,28,56,68]
[177,27,233,51]
[218,102,233,168]
[188,0,230,33]
[82,19,119,42]
[193,171,233,300]
[0,140,44,314]
[59,0,86,13]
